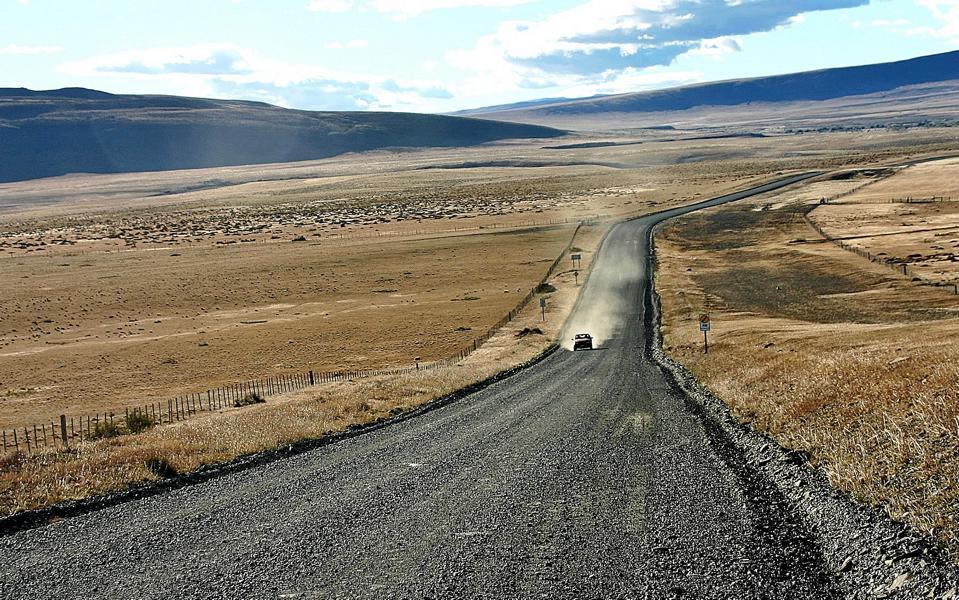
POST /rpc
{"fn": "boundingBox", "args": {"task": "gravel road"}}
[4,173,928,599]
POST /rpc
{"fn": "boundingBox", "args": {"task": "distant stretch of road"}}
[0,173,832,599]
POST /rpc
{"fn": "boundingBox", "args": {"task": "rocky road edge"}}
[646,223,959,600]
[0,344,560,537]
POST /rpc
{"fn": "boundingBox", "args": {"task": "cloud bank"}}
[60,43,452,111]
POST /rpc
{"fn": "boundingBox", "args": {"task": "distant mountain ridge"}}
[0,89,564,183]
[464,50,959,118]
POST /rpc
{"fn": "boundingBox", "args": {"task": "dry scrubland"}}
[0,226,574,429]
[0,224,605,515]
[657,160,959,554]
[1,127,957,515]
[0,130,851,431]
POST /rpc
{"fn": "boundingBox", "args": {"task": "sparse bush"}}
[535,283,556,294]
[125,411,155,434]
[515,327,544,338]
[145,457,178,478]
[234,392,265,408]
[88,420,123,440]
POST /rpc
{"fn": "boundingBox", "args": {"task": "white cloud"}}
[911,0,959,42]
[369,0,535,18]
[452,0,868,78]
[306,0,354,12]
[0,43,61,55]
[306,0,535,17]
[685,36,743,59]
[59,43,453,112]
[443,0,873,110]
[61,43,251,75]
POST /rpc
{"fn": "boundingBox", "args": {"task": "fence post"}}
[309,371,315,385]
[60,415,68,449]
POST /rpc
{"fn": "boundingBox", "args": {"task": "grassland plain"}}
[0,131,836,431]
[808,157,959,286]
[656,165,959,556]
[0,224,605,515]
[1,128,956,516]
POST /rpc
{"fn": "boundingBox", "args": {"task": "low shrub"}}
[234,392,265,408]
[125,412,155,434]
[88,420,123,440]
[535,283,556,294]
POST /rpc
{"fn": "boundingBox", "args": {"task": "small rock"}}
[837,557,853,573]
[888,572,911,592]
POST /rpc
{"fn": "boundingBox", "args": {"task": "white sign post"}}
[699,314,711,354]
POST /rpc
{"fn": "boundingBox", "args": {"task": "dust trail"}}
[560,231,645,350]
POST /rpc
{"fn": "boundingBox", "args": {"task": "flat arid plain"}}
[2,128,954,432]
[1,124,956,511]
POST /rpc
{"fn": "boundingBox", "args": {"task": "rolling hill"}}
[460,50,959,128]
[0,89,565,183]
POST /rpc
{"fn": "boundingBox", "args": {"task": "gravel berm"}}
[2,173,956,599]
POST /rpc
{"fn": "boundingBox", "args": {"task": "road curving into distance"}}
[1,172,862,599]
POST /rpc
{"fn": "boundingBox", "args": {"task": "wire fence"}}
[3,221,588,454]
[803,209,959,295]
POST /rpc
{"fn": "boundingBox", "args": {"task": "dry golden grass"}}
[657,181,959,553]
[2,127,954,516]
[0,225,575,429]
[809,158,959,285]
[0,134,788,431]
[0,222,602,516]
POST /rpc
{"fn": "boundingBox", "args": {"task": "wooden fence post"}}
[60,415,68,448]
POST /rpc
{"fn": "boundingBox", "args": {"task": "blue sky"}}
[1,0,957,112]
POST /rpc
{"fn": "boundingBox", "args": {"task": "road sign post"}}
[574,270,579,286]
[699,314,711,354]
[571,253,582,269]
[540,296,547,322]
